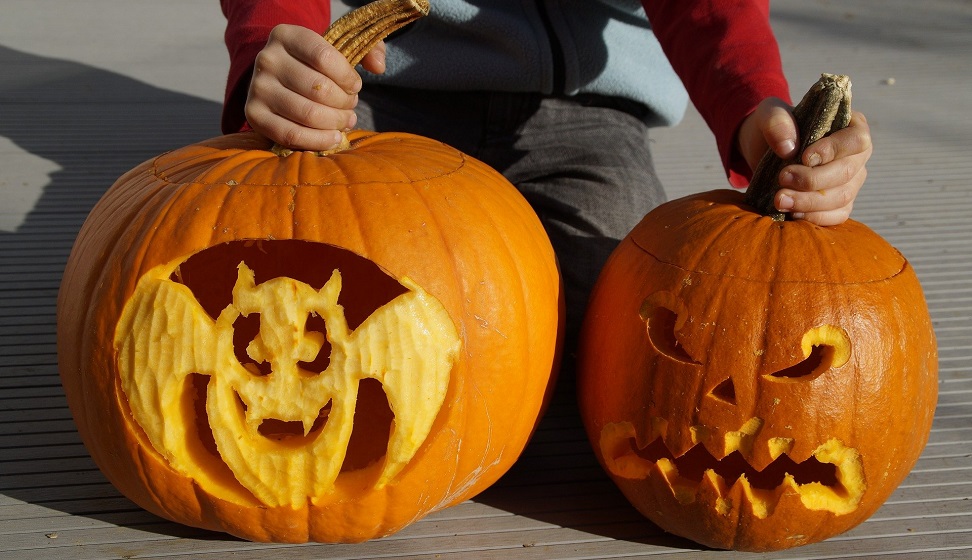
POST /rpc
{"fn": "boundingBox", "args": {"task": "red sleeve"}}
[642,0,792,186]
[220,0,330,134]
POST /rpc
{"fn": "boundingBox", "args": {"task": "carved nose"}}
[709,377,737,405]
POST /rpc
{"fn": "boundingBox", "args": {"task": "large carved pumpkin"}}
[57,1,561,542]
[57,127,561,543]
[577,75,937,551]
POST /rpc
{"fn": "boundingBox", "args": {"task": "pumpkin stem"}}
[271,0,430,157]
[744,73,853,220]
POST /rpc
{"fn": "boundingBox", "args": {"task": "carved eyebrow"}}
[640,296,699,365]
[765,326,851,382]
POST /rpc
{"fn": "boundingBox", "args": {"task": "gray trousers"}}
[356,86,667,372]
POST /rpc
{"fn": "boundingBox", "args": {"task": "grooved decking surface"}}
[2,1,970,558]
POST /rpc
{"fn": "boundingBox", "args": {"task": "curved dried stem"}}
[272,0,430,156]
[326,0,430,66]
[744,73,853,220]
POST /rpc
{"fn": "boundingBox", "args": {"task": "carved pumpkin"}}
[59,1,560,542]
[577,76,938,551]
[57,1,563,539]
[57,126,561,542]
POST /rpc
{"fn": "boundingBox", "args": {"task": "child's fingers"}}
[756,98,799,159]
[359,41,387,75]
[261,114,349,152]
[272,25,362,95]
[774,164,867,226]
[263,54,359,111]
[778,149,869,195]
[247,104,351,152]
[789,202,854,227]
[251,85,356,132]
[801,112,872,168]
[245,87,356,152]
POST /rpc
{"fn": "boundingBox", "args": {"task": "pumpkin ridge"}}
[442,171,530,449]
[340,137,469,186]
[405,163,551,506]
[60,168,151,468]
[121,172,197,286]
[334,178,371,263]
[418,176,505,508]
[210,183,243,244]
[341,170,463,505]
[403,177,467,499]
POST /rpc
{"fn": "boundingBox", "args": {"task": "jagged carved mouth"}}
[637,437,839,490]
[600,421,865,518]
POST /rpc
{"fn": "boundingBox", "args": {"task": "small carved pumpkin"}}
[57,131,561,541]
[577,76,937,551]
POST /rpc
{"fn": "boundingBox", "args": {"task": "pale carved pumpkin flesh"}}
[114,240,460,508]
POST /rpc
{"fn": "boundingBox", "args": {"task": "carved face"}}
[596,289,867,526]
[599,292,864,513]
[578,190,938,551]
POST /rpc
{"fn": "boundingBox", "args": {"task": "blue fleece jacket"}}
[338,0,689,127]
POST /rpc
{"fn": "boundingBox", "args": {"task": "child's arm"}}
[644,0,872,226]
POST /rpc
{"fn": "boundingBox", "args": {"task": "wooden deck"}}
[2,1,970,558]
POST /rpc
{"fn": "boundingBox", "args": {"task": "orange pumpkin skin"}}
[578,190,937,551]
[57,131,562,543]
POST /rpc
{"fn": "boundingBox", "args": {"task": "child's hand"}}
[244,24,386,152]
[737,97,873,226]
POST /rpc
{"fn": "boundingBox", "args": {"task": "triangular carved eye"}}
[709,377,737,404]
[640,297,699,365]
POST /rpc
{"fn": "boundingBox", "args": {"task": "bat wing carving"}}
[340,275,461,487]
[114,274,249,500]
[115,262,461,508]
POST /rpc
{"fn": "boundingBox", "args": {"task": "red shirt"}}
[220,0,791,185]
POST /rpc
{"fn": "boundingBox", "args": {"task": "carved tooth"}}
[600,422,653,479]
[648,416,668,444]
[768,437,795,459]
[656,458,696,504]
[724,417,764,457]
[733,474,775,519]
[690,425,710,445]
[699,469,732,515]
[715,497,732,516]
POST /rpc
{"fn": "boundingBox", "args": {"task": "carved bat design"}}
[115,261,460,507]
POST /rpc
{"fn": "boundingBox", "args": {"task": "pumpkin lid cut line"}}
[149,132,471,188]
[628,228,911,286]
